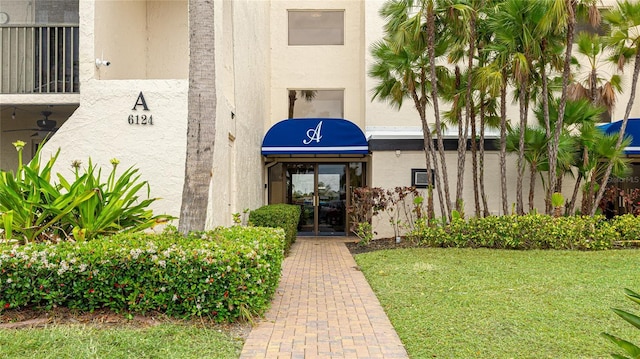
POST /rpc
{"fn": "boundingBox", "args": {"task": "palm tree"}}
[370,0,455,220]
[288,90,317,119]
[476,49,510,215]
[489,0,549,215]
[545,0,601,215]
[505,126,550,212]
[424,0,454,220]
[592,0,640,215]
[568,32,622,117]
[581,132,631,214]
[179,0,217,234]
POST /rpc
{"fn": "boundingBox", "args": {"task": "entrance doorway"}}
[268,162,365,236]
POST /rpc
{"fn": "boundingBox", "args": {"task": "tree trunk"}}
[500,71,509,215]
[529,165,536,212]
[426,1,452,220]
[516,81,527,215]
[479,93,490,217]
[179,0,217,234]
[539,39,552,214]
[471,104,480,218]
[567,172,583,215]
[408,77,444,220]
[548,0,576,217]
[466,12,478,217]
[455,66,467,214]
[288,90,297,119]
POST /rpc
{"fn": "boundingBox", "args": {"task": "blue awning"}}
[261,118,369,155]
[599,118,640,155]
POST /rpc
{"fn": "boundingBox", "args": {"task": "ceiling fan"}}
[4,111,59,137]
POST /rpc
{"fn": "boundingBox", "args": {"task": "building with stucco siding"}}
[0,0,638,238]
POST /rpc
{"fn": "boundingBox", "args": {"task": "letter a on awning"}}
[261,118,369,155]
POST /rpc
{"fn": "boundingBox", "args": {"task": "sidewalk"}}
[240,237,409,359]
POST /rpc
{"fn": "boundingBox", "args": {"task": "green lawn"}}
[0,323,244,359]
[355,248,640,359]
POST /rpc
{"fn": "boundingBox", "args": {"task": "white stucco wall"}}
[205,0,270,228]
[93,0,188,80]
[39,79,188,223]
[269,0,364,127]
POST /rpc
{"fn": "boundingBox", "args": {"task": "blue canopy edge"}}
[599,118,640,155]
[261,118,369,155]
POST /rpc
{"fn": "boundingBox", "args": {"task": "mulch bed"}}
[345,237,421,255]
[0,306,252,338]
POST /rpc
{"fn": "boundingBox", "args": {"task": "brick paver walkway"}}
[240,237,409,359]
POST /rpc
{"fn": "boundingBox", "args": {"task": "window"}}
[288,10,344,46]
[411,169,435,188]
[287,89,344,118]
[575,8,610,37]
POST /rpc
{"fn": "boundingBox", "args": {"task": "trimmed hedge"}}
[0,226,285,321]
[409,214,640,250]
[249,204,300,252]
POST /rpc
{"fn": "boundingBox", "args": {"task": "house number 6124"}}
[129,92,153,125]
[128,114,153,125]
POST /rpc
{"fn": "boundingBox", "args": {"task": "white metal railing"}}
[0,25,79,94]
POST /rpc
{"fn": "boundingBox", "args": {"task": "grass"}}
[0,323,245,358]
[355,248,640,359]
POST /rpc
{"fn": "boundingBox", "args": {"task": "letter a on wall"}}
[132,92,150,111]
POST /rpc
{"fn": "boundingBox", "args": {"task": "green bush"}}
[610,214,640,245]
[0,226,285,322]
[249,204,300,252]
[409,214,617,250]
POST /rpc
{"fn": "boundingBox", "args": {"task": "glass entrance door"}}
[289,164,316,234]
[317,164,346,235]
[285,163,347,236]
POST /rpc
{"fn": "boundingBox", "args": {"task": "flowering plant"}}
[0,226,285,321]
[0,142,174,243]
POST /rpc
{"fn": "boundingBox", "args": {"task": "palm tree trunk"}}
[479,94,490,217]
[455,66,467,213]
[567,172,583,215]
[539,40,552,215]
[568,145,589,214]
[426,0,452,220]
[529,165,536,212]
[548,0,577,217]
[409,77,444,220]
[516,82,527,215]
[592,50,640,215]
[471,105,480,217]
[466,12,478,216]
[179,0,216,234]
[500,71,509,215]
[288,90,297,119]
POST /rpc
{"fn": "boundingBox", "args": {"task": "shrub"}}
[0,142,174,243]
[0,226,285,322]
[249,204,300,252]
[408,214,617,250]
[61,158,175,241]
[348,186,424,243]
[610,214,640,245]
[602,288,640,358]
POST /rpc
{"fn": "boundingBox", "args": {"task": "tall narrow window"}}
[287,89,344,119]
[288,10,344,46]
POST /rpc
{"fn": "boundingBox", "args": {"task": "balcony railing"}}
[0,25,79,94]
